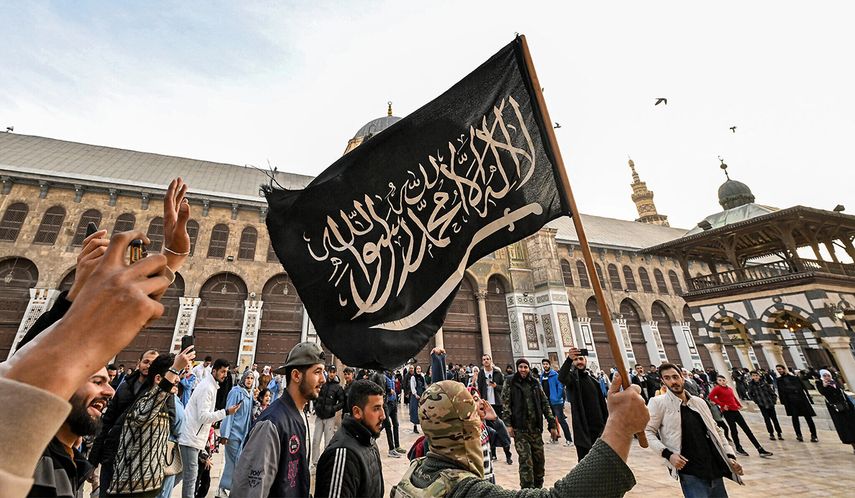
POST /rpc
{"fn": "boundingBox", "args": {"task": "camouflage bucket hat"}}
[418,380,484,477]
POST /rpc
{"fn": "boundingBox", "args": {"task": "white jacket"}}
[178,373,226,450]
[645,389,742,484]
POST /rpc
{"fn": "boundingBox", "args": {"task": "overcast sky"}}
[1,1,853,230]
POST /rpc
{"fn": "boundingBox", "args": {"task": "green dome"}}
[717,179,755,210]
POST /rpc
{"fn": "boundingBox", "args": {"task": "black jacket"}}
[501,372,555,433]
[314,415,384,498]
[316,376,345,419]
[476,366,505,407]
[746,379,777,409]
[559,358,609,449]
[28,437,93,498]
[777,374,816,417]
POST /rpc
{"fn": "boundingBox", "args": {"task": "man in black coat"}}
[559,347,609,461]
[314,380,386,498]
[776,364,817,442]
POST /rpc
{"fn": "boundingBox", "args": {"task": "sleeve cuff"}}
[661,448,673,460]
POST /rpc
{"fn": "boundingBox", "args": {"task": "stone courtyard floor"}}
[155,402,853,497]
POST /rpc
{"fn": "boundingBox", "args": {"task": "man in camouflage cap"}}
[232,342,327,497]
[392,375,649,498]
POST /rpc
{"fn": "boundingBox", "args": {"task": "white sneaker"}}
[564,440,574,447]
[216,489,230,498]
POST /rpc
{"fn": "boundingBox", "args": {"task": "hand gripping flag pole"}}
[517,34,649,448]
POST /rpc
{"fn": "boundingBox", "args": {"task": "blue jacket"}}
[540,368,565,405]
[385,374,397,403]
[220,385,253,444]
[179,375,195,406]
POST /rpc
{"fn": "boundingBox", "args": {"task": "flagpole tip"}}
[387,101,393,117]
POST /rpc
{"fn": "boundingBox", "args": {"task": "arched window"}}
[112,213,135,234]
[238,227,258,261]
[145,217,164,253]
[207,224,229,258]
[187,219,200,256]
[70,209,102,246]
[653,269,669,294]
[668,270,684,295]
[594,263,607,289]
[561,260,574,287]
[576,260,590,288]
[607,264,622,290]
[33,206,66,245]
[267,242,279,263]
[638,267,653,292]
[623,265,638,292]
[0,203,28,241]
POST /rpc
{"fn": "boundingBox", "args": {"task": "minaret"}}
[629,158,669,226]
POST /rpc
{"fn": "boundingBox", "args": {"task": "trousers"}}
[550,404,572,442]
[178,445,200,498]
[792,414,817,438]
[759,406,782,436]
[679,473,729,497]
[312,416,338,465]
[722,411,761,450]
[383,400,400,450]
[513,431,545,488]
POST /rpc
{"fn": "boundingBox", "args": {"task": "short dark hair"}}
[343,367,354,374]
[658,362,680,377]
[542,358,551,364]
[717,375,727,380]
[776,364,787,370]
[348,379,385,413]
[119,364,125,368]
[285,365,310,385]
[212,358,230,371]
[256,388,270,402]
[149,354,175,384]
[750,370,760,375]
[107,364,117,371]
[205,356,213,362]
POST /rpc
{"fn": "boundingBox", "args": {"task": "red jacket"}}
[709,385,742,412]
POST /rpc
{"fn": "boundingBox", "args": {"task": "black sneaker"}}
[769,434,776,441]
[506,455,513,465]
[736,448,749,456]
[796,435,804,442]
[777,434,784,440]
[810,436,818,443]
[759,448,773,457]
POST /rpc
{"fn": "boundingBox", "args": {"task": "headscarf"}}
[819,369,837,388]
[240,369,255,393]
[419,380,484,477]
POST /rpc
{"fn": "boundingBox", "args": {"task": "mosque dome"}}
[717,179,756,210]
[352,115,402,139]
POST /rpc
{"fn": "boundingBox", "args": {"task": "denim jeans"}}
[178,445,200,498]
[679,474,728,498]
[157,474,176,498]
[550,404,572,442]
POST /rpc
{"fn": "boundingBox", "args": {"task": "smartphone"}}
[85,222,98,238]
[181,335,195,352]
[129,239,146,263]
[578,348,589,357]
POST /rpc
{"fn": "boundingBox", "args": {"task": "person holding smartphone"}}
[558,347,609,462]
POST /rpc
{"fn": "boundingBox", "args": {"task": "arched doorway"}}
[717,316,756,370]
[440,276,481,369]
[195,273,247,362]
[486,275,512,369]
[620,299,651,367]
[586,297,614,372]
[0,258,38,358]
[256,274,303,367]
[652,302,681,366]
[115,274,185,364]
[769,310,832,371]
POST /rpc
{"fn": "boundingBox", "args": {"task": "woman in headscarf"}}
[815,369,855,453]
[218,369,255,496]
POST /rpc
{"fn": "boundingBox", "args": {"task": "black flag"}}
[265,37,570,368]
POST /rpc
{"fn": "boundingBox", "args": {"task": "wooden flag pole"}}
[518,34,648,448]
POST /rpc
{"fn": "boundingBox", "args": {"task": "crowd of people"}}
[1,176,853,498]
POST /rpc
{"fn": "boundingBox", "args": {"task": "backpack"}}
[391,458,476,498]
[407,435,428,460]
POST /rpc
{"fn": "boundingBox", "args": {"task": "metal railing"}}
[688,258,855,291]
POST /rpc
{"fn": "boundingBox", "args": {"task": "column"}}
[758,341,786,370]
[238,299,264,370]
[170,297,200,353]
[704,343,731,381]
[434,327,445,349]
[476,291,492,358]
[822,336,855,390]
[734,344,754,369]
[8,288,60,359]
[615,318,636,368]
[641,321,666,364]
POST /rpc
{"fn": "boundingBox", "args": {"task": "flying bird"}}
[554,122,561,129]
[655,98,667,106]
[730,126,737,133]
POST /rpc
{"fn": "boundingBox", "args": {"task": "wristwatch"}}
[168,367,182,376]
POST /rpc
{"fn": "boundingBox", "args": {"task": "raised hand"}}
[162,178,191,272]
[67,229,109,301]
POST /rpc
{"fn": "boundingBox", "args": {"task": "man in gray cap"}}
[231,342,327,497]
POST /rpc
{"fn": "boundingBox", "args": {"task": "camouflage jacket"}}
[501,372,555,433]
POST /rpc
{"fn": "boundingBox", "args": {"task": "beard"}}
[667,384,684,395]
[66,393,104,437]
[299,376,319,401]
